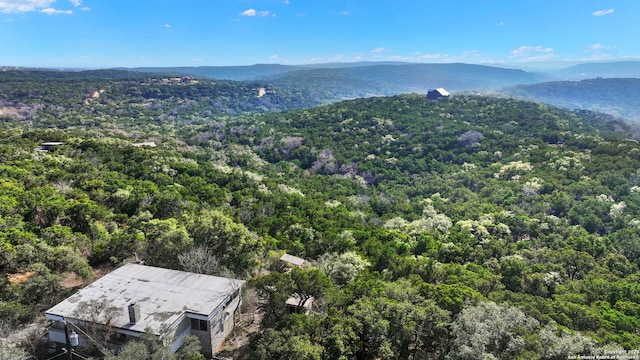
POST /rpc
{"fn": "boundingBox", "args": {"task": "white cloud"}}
[69,0,81,7]
[0,0,55,13]
[458,50,481,59]
[588,53,614,60]
[510,45,554,61]
[372,47,389,53]
[340,10,350,15]
[584,43,617,59]
[498,21,504,26]
[240,8,270,17]
[388,50,482,63]
[269,54,288,63]
[300,49,492,65]
[283,0,290,4]
[587,43,614,51]
[592,9,614,16]
[41,7,73,15]
[3,18,15,22]
[163,23,171,28]
[420,54,444,60]
[304,54,347,63]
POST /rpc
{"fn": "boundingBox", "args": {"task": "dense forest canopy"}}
[2,70,640,359]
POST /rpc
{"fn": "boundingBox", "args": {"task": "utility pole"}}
[64,319,73,360]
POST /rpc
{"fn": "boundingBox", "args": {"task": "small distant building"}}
[45,264,244,358]
[157,77,198,85]
[36,142,64,151]
[280,253,306,268]
[132,141,157,147]
[286,295,314,314]
[427,88,450,100]
[278,255,314,314]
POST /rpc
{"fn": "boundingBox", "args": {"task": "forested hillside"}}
[2,71,640,359]
[0,69,324,120]
[131,62,549,99]
[502,78,640,121]
[266,63,547,95]
[128,62,640,122]
[554,61,640,79]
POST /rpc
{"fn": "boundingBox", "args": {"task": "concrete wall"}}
[210,295,241,354]
[190,320,213,358]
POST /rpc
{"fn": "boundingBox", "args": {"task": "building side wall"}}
[48,319,146,354]
[190,327,212,358]
[208,294,242,355]
[168,318,192,354]
[222,308,236,340]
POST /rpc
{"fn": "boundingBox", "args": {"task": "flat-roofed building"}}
[45,264,244,358]
[280,253,306,268]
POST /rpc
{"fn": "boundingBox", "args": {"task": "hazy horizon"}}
[4,58,640,74]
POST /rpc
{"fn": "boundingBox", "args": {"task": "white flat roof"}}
[434,88,450,96]
[132,142,157,147]
[286,296,314,309]
[280,253,305,267]
[45,264,244,335]
[40,142,65,146]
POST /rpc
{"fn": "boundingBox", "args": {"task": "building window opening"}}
[190,318,208,332]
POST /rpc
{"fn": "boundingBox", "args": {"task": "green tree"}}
[18,263,65,308]
[447,302,539,360]
[289,267,333,311]
[254,328,322,360]
[538,324,595,360]
[316,251,370,286]
[500,255,528,292]
[102,333,204,360]
[551,249,596,281]
[183,209,264,275]
[135,214,193,269]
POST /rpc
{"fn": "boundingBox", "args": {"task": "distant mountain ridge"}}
[128,63,304,81]
[127,60,640,83]
[267,63,549,93]
[126,62,551,105]
[501,78,640,121]
[554,61,640,79]
[129,62,549,92]
[126,61,640,100]
[127,62,412,81]
[9,60,640,121]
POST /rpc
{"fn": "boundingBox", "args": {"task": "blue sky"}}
[0,0,637,68]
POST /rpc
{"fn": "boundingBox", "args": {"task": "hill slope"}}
[555,61,640,79]
[126,61,640,122]
[0,69,326,118]
[263,63,548,99]
[502,78,640,121]
[129,62,549,96]
[3,72,640,358]
[129,63,305,81]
